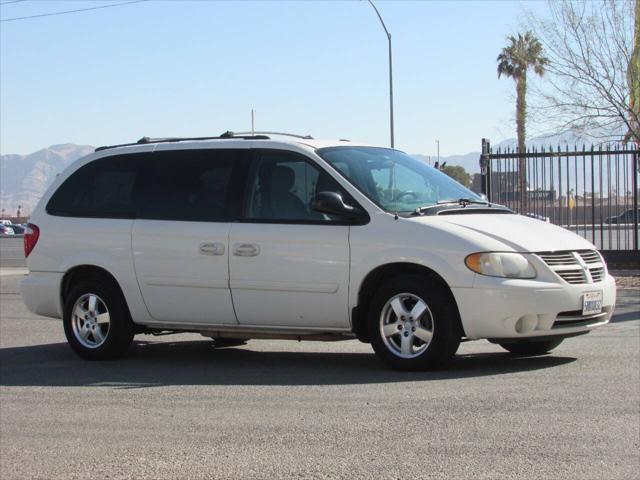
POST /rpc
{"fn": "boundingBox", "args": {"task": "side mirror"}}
[311,191,361,220]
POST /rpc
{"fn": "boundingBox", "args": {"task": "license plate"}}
[582,291,603,316]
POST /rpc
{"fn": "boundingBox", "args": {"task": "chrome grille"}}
[589,267,605,282]
[556,269,587,284]
[537,252,577,266]
[577,250,601,264]
[536,250,606,285]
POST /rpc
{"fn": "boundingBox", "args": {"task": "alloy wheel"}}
[71,293,110,349]
[379,292,434,359]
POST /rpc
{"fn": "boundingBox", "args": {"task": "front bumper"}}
[452,274,616,340]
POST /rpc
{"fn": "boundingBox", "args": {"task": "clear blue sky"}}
[1,0,550,156]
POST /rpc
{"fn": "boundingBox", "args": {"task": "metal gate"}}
[479,139,639,268]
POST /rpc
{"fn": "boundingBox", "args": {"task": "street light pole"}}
[366,0,394,149]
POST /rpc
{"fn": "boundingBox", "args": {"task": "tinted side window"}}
[136,149,246,222]
[47,154,141,218]
[244,150,349,223]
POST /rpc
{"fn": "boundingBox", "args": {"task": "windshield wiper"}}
[438,198,489,206]
[412,198,490,216]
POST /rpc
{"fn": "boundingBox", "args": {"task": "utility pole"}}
[366,0,394,149]
[436,140,440,164]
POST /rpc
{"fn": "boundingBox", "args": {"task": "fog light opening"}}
[515,315,538,334]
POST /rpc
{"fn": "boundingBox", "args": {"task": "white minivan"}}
[20,133,616,370]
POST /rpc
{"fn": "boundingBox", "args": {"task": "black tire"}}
[63,277,135,360]
[368,274,461,371]
[499,338,564,356]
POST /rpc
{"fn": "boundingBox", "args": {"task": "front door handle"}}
[233,243,260,257]
[199,242,225,256]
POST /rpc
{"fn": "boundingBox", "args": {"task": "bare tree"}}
[527,0,638,144]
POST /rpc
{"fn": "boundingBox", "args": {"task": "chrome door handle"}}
[233,243,260,257]
[199,242,225,256]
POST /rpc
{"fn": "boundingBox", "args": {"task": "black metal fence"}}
[479,139,639,268]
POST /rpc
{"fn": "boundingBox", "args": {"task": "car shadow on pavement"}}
[610,293,640,323]
[612,311,640,323]
[0,340,576,388]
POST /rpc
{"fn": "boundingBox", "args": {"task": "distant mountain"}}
[410,129,623,175]
[490,128,620,150]
[0,144,94,216]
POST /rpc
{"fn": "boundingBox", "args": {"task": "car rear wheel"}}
[63,278,134,360]
[499,338,564,356]
[368,274,461,370]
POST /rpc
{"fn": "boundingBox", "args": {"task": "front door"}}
[229,150,351,329]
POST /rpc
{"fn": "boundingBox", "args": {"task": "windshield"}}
[317,146,481,214]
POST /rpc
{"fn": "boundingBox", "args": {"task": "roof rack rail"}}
[95,131,270,152]
[233,131,314,140]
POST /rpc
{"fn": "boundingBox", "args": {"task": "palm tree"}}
[498,31,548,209]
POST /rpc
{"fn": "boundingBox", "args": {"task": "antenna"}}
[251,109,255,136]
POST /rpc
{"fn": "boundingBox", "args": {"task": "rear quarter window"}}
[46,154,142,218]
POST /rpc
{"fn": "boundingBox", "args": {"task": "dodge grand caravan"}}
[20,132,617,370]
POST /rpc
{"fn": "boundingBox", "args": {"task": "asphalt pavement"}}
[0,236,24,268]
[0,241,639,479]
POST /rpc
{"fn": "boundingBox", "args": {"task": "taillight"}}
[24,223,40,258]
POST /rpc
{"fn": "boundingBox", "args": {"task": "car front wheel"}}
[368,274,461,370]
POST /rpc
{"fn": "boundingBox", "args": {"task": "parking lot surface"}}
[0,244,638,479]
[0,236,24,268]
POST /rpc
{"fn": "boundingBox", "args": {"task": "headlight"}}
[465,252,537,279]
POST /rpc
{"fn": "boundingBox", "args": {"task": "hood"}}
[409,212,596,252]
